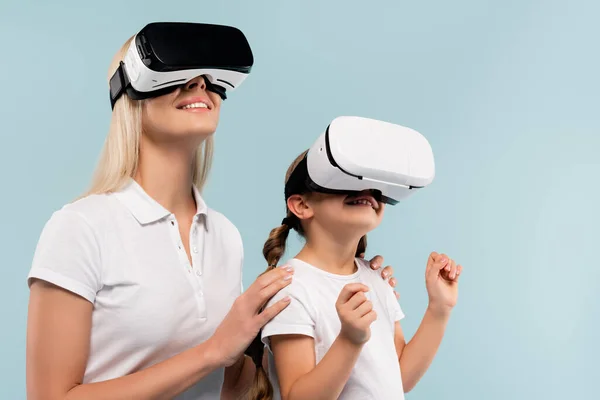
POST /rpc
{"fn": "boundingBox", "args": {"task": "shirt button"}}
[193,247,198,253]
[196,270,202,277]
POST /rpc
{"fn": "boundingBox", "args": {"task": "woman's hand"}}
[424,252,462,317]
[209,265,294,367]
[359,253,400,299]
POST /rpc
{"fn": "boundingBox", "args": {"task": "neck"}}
[134,136,198,216]
[296,225,362,275]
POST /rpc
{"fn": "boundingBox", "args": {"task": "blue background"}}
[1,0,598,398]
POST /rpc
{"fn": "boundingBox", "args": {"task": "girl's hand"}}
[336,283,377,345]
[424,252,462,317]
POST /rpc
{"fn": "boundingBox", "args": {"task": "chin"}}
[163,120,218,141]
[186,122,219,137]
[335,216,381,237]
[178,110,219,131]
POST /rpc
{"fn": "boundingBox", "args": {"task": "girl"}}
[250,149,463,399]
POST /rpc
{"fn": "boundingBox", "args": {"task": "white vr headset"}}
[109,22,254,109]
[284,116,435,205]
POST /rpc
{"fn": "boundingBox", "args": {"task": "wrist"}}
[201,336,228,369]
[337,333,366,350]
[426,302,453,320]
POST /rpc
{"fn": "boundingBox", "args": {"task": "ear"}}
[286,194,314,221]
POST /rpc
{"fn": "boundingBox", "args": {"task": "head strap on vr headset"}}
[284,155,312,201]
[284,154,384,203]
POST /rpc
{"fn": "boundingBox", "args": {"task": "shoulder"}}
[206,207,241,236]
[261,260,320,343]
[355,257,382,281]
[285,258,326,288]
[34,194,132,254]
[355,258,405,322]
[29,196,114,302]
[50,193,121,231]
[39,194,113,237]
[205,207,243,251]
[266,259,317,304]
[355,257,395,295]
[34,192,140,261]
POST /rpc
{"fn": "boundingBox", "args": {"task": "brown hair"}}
[247,150,367,400]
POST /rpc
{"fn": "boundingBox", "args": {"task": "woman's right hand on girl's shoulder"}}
[335,283,377,346]
[208,265,294,367]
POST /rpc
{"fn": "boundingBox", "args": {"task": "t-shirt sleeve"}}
[27,208,102,304]
[261,278,316,351]
[385,284,405,323]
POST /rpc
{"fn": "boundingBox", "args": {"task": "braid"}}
[247,217,296,400]
[248,151,309,400]
[247,357,273,400]
[262,219,293,270]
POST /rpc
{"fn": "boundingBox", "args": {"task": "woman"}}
[25,29,399,399]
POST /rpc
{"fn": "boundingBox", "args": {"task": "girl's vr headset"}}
[285,116,436,205]
[109,22,254,109]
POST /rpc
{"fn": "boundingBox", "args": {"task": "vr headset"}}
[285,116,435,205]
[109,22,254,109]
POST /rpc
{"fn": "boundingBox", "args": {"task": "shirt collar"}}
[114,178,208,228]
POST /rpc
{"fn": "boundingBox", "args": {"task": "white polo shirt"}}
[27,179,244,399]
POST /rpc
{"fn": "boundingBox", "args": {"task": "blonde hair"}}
[81,36,214,197]
[247,150,367,400]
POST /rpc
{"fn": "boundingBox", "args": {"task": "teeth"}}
[181,102,208,109]
[348,199,373,207]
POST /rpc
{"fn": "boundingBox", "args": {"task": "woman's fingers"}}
[368,255,384,270]
[256,270,294,306]
[258,296,292,326]
[256,265,294,289]
[381,265,393,280]
[247,266,294,309]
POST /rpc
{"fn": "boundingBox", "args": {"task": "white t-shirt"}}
[27,179,244,399]
[261,257,405,399]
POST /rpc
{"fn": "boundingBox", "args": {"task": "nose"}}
[184,75,207,91]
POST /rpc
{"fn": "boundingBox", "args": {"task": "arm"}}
[271,334,363,400]
[27,269,294,400]
[393,252,462,392]
[393,308,450,392]
[268,283,375,400]
[27,280,226,400]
